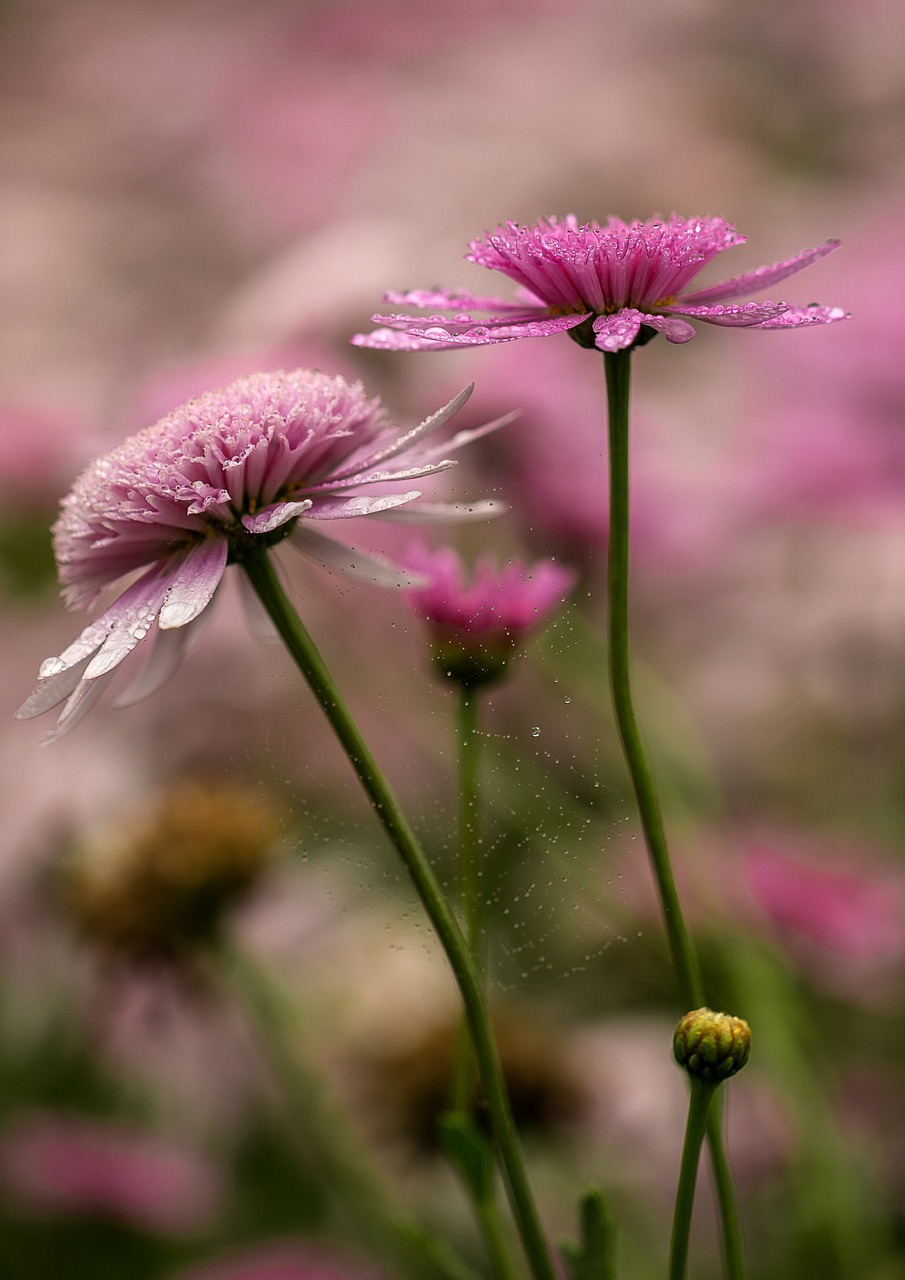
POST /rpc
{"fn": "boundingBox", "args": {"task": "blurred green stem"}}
[217,936,482,1280]
[602,350,745,1280]
[241,550,555,1280]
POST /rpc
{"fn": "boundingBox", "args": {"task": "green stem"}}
[602,349,745,1280]
[241,551,556,1280]
[451,688,482,1115]
[458,687,483,963]
[603,349,703,1006]
[669,1080,716,1280]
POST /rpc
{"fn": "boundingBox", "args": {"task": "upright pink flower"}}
[405,543,576,686]
[353,214,845,353]
[16,371,506,740]
[0,1112,223,1235]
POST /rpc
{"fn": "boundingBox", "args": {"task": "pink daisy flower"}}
[405,542,576,686]
[352,213,846,354]
[16,370,505,740]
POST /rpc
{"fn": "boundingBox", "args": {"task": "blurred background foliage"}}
[1,2,904,1278]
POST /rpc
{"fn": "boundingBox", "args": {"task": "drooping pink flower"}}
[404,542,576,685]
[0,1112,223,1235]
[353,214,846,354]
[16,371,506,740]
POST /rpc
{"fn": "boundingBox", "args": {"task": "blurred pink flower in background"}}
[172,1241,379,1280]
[743,836,905,995]
[404,542,576,686]
[405,543,575,640]
[354,214,845,353]
[0,1111,223,1234]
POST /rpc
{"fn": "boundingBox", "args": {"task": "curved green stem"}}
[602,350,745,1280]
[669,1081,716,1280]
[241,550,555,1280]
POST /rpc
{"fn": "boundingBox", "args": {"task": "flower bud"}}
[672,1008,751,1084]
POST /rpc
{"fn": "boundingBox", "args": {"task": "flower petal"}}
[289,526,425,587]
[748,304,849,329]
[241,500,313,535]
[372,499,506,522]
[16,650,99,720]
[158,539,228,629]
[382,288,530,312]
[355,314,589,351]
[114,624,194,707]
[82,568,175,680]
[679,240,842,305]
[637,313,697,343]
[665,300,791,326]
[43,671,117,743]
[306,460,456,494]
[592,309,643,352]
[329,384,473,481]
[304,490,423,519]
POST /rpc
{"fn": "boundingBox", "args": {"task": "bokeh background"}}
[1,2,904,1278]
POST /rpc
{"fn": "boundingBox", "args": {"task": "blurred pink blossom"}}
[744,841,905,961]
[0,1111,223,1234]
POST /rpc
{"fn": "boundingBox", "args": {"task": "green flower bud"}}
[673,1008,751,1084]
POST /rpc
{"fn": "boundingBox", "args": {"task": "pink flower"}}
[745,842,905,960]
[0,1112,222,1235]
[353,214,846,354]
[404,543,576,685]
[16,371,505,741]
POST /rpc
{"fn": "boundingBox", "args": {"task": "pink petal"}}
[382,288,529,312]
[748,304,849,329]
[328,384,473,481]
[665,300,791,326]
[16,650,99,720]
[289,526,424,587]
[158,539,229,630]
[592,309,642,352]
[369,310,547,333]
[637,313,697,344]
[357,314,589,350]
[82,568,175,680]
[306,460,456,493]
[304,490,423,519]
[350,327,459,352]
[114,625,194,707]
[374,498,506,522]
[679,240,841,305]
[240,500,313,535]
[43,672,117,743]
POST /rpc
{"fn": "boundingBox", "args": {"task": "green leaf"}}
[558,1189,617,1280]
[437,1110,496,1203]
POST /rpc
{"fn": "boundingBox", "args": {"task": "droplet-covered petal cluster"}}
[352,214,846,354]
[18,369,504,739]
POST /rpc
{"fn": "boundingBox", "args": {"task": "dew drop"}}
[531,726,541,737]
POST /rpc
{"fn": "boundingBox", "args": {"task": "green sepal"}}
[437,1109,496,1203]
[558,1189,617,1280]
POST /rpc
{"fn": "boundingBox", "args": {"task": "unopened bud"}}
[673,1008,751,1084]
